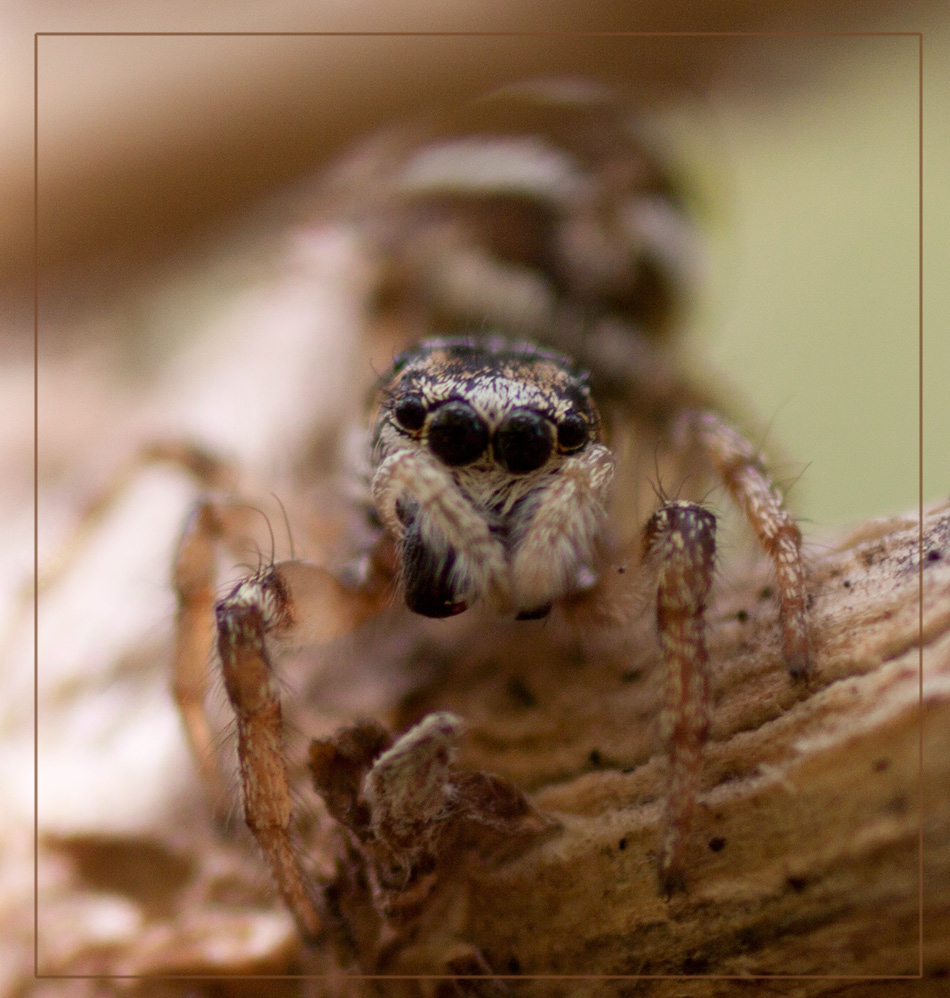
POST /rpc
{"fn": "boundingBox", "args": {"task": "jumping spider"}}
[148,81,810,969]
[371,335,613,620]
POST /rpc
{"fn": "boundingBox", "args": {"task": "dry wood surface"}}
[13,496,949,997]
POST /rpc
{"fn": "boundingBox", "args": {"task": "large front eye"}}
[493,409,553,474]
[428,401,489,467]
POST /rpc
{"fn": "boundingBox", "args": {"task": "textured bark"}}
[19,497,949,998]
[377,497,949,990]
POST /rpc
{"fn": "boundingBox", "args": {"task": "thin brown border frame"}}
[918,25,925,981]
[32,28,925,985]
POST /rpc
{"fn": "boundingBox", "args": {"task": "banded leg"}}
[215,559,388,940]
[172,500,228,819]
[38,441,235,598]
[172,494,296,821]
[36,441,245,820]
[675,411,809,679]
[643,501,716,895]
[508,443,615,613]
[372,449,511,614]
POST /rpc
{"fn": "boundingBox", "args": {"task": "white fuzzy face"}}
[369,335,614,619]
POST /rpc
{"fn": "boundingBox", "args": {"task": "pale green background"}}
[680,32,946,530]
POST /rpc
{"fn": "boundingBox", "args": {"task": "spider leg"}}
[172,499,231,820]
[35,440,245,820]
[173,492,296,820]
[508,443,615,613]
[643,500,716,895]
[214,558,389,941]
[38,440,236,598]
[675,411,809,679]
[372,449,512,614]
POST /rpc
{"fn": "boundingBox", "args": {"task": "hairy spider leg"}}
[675,411,810,680]
[37,441,236,598]
[214,559,389,941]
[643,500,716,895]
[371,448,513,614]
[173,496,283,821]
[507,443,615,610]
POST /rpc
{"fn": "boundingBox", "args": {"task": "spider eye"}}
[428,401,489,467]
[393,394,427,431]
[494,409,553,475]
[556,412,589,452]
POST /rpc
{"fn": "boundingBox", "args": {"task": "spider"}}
[157,81,809,970]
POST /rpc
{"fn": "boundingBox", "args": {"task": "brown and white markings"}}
[50,80,811,977]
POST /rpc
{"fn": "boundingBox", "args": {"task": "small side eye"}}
[556,412,589,451]
[393,394,427,431]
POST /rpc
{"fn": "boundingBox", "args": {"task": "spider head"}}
[371,336,609,618]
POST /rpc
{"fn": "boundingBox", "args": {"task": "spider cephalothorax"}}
[369,335,614,620]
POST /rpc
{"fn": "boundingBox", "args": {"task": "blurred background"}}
[1,6,944,539]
